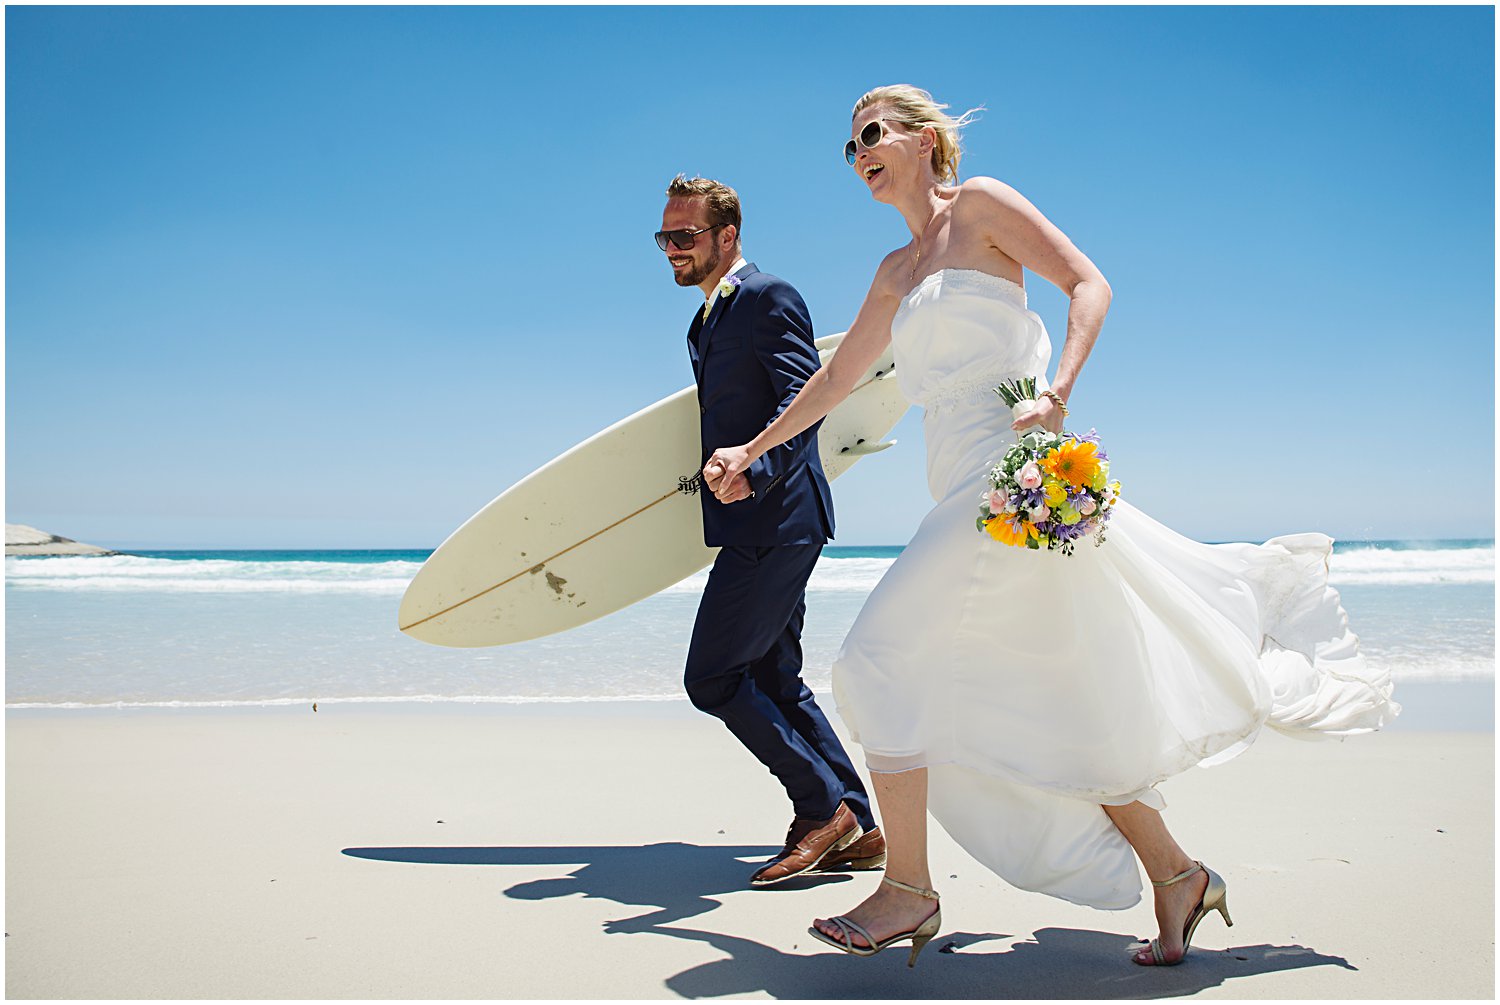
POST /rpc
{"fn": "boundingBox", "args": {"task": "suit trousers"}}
[684,543,874,829]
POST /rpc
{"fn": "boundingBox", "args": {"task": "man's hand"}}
[703,454,754,504]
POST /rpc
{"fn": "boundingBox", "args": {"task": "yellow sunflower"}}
[1042,439,1102,488]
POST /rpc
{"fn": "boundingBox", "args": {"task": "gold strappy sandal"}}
[808,876,942,968]
[1133,860,1232,966]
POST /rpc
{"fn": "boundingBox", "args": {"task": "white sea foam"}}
[11,543,1488,600]
[9,545,1490,595]
[661,557,895,594]
[1380,656,1496,681]
[1326,546,1495,586]
[4,555,423,594]
[3,554,896,595]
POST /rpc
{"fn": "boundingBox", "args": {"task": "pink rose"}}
[987,490,1009,513]
[1029,504,1050,523]
[1077,495,1098,516]
[1017,461,1043,490]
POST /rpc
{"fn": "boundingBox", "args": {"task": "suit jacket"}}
[687,262,835,547]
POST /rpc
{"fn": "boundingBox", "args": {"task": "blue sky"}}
[6,6,1494,549]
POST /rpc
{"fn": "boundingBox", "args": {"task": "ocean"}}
[5,541,1493,710]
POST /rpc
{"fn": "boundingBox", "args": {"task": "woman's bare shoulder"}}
[955,175,1030,213]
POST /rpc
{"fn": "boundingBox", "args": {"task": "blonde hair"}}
[852,85,982,186]
[664,174,742,240]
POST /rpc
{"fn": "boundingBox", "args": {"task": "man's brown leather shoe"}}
[810,825,887,873]
[749,802,862,887]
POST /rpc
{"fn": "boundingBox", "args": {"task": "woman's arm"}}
[965,177,1112,430]
[704,255,905,501]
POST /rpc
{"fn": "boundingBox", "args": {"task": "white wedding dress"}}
[831,268,1399,910]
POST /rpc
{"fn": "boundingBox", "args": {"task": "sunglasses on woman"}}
[654,223,725,251]
[844,118,898,165]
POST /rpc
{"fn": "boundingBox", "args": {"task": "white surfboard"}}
[398,333,907,648]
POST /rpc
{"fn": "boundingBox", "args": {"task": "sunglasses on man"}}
[845,118,899,165]
[654,223,726,251]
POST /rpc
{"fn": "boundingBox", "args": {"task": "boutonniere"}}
[702,275,743,320]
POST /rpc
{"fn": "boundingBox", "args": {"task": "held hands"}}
[703,446,754,504]
[1010,396,1066,436]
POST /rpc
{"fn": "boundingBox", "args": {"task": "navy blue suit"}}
[684,262,873,831]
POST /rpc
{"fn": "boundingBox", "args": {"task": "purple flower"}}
[1054,522,1089,542]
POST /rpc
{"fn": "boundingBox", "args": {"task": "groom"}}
[658,175,881,885]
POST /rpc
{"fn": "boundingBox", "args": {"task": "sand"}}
[5,701,1493,999]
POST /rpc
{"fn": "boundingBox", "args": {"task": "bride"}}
[703,84,1398,969]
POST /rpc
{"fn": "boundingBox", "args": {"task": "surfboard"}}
[398,332,908,648]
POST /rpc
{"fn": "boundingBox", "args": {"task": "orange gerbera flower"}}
[985,516,1034,548]
[1042,438,1102,488]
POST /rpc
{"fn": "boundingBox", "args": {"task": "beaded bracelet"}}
[1041,389,1069,417]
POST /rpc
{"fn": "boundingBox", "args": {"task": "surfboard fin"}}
[839,439,896,455]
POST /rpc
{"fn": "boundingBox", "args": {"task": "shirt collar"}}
[703,256,749,311]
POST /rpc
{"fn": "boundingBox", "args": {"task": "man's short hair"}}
[666,175,742,238]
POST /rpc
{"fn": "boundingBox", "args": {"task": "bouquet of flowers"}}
[977,377,1121,554]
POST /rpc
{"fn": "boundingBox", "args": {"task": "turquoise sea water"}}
[5,540,1493,710]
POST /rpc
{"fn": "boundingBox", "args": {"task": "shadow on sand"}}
[341,840,849,930]
[657,925,1355,1000]
[342,842,1354,998]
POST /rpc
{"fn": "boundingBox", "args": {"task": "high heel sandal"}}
[808,876,942,968]
[1133,860,1232,966]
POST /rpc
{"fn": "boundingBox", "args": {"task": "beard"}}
[673,239,721,287]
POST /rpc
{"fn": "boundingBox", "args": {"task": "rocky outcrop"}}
[5,523,115,556]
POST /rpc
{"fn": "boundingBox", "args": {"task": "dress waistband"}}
[921,368,1035,412]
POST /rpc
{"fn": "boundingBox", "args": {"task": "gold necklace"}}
[910,203,939,281]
